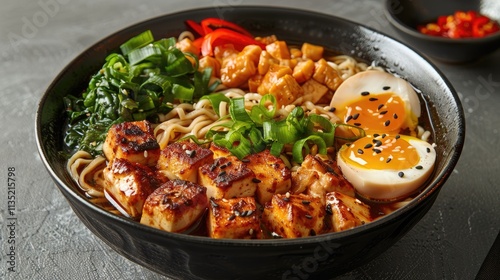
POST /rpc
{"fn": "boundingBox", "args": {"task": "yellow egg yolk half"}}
[340,134,420,170]
[338,92,406,133]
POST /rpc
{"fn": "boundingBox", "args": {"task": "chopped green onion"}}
[120,30,154,56]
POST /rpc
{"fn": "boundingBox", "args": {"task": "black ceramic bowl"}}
[385,0,500,63]
[36,6,465,280]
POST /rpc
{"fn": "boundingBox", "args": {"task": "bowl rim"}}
[36,5,465,247]
[383,0,500,43]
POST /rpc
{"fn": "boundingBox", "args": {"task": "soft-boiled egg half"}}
[337,134,436,201]
[330,70,421,135]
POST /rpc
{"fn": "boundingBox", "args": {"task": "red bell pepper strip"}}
[201,28,266,56]
[185,20,206,36]
[201,18,253,37]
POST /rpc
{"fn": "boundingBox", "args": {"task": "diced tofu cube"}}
[301,78,329,104]
[244,149,291,205]
[219,45,261,88]
[140,179,208,233]
[266,40,290,60]
[102,120,160,167]
[103,158,166,219]
[293,59,315,84]
[325,192,372,232]
[313,58,343,91]
[292,155,355,199]
[209,143,231,159]
[262,193,325,238]
[301,42,324,61]
[198,156,257,199]
[156,141,214,183]
[207,197,261,239]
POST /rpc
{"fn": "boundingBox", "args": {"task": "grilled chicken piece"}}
[301,42,324,61]
[103,158,166,219]
[176,37,200,56]
[140,179,208,233]
[198,156,257,199]
[156,141,214,183]
[312,58,343,91]
[102,120,160,167]
[207,197,261,239]
[257,50,279,75]
[263,193,324,238]
[292,155,355,199]
[219,44,261,88]
[325,192,372,232]
[244,150,291,205]
[199,56,221,78]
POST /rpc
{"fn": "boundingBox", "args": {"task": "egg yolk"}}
[338,92,406,133]
[340,134,420,170]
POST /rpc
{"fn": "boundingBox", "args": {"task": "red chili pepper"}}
[200,28,265,56]
[418,10,500,38]
[200,18,253,37]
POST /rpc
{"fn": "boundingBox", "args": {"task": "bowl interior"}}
[36,6,465,278]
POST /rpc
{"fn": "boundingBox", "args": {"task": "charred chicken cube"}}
[207,197,261,239]
[292,155,355,200]
[102,120,160,167]
[140,179,208,233]
[301,42,324,61]
[198,156,257,199]
[156,141,214,182]
[103,158,166,219]
[325,192,372,232]
[244,149,291,205]
[262,193,325,238]
[312,58,343,91]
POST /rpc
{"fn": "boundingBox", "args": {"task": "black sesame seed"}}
[283,197,290,202]
[369,97,378,101]
[374,140,383,147]
[383,86,391,90]
[352,113,360,120]
[329,107,336,113]
[186,150,196,158]
[395,134,401,139]
[326,204,333,215]
[379,110,388,115]
[346,143,352,147]
[373,148,382,154]
[364,143,373,149]
[210,199,219,208]
[354,122,361,126]
[398,171,404,178]
[382,133,387,138]
[345,115,353,122]
[384,120,391,126]
[373,133,380,138]
[228,214,236,221]
[357,149,364,154]
[305,214,313,219]
[393,113,398,119]
[377,104,384,110]
[426,147,431,153]
[252,178,262,183]
[241,158,250,163]
[361,91,370,96]
[386,157,392,163]
[218,170,226,177]
[415,165,423,170]
[302,200,311,205]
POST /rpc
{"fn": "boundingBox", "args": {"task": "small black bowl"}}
[385,0,500,63]
[36,6,465,280]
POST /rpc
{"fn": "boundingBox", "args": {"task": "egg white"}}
[337,136,436,201]
[330,70,421,134]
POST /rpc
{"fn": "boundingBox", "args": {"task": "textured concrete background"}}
[1,0,499,279]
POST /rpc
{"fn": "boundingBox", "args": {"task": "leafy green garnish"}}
[64,30,216,156]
